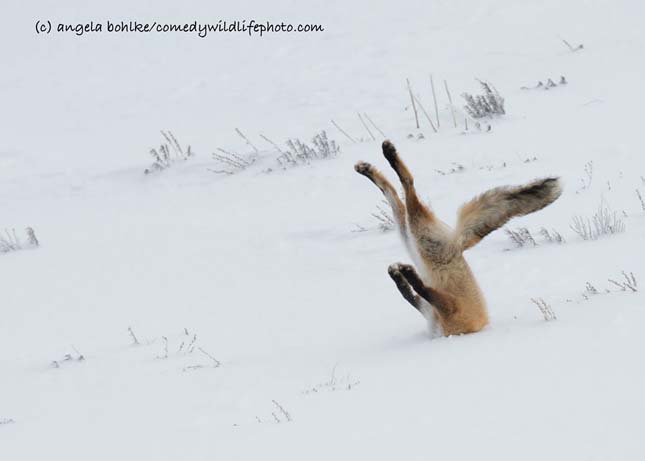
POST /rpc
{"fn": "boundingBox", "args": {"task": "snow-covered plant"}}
[539,227,565,244]
[182,347,221,371]
[270,400,292,423]
[520,76,567,90]
[156,336,169,359]
[51,349,85,368]
[608,271,638,292]
[0,228,20,252]
[25,227,39,247]
[582,271,638,300]
[585,282,599,295]
[505,226,565,248]
[435,163,466,175]
[235,128,259,154]
[531,298,556,321]
[505,227,537,247]
[462,80,505,119]
[302,365,360,395]
[276,130,340,169]
[560,37,584,52]
[352,201,396,233]
[0,227,39,254]
[127,327,140,346]
[570,199,625,240]
[210,148,257,175]
[636,189,645,211]
[372,203,395,232]
[144,131,193,174]
[576,161,593,192]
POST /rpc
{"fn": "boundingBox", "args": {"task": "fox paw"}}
[387,263,404,275]
[397,264,417,279]
[382,140,398,164]
[354,161,374,176]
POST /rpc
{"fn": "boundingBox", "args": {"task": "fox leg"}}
[393,263,458,318]
[354,161,408,241]
[387,264,421,311]
[380,140,437,229]
[380,141,457,263]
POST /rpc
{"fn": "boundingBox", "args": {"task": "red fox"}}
[355,141,562,336]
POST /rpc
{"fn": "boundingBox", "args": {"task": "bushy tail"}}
[455,177,562,251]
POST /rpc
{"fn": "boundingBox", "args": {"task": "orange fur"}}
[355,141,562,336]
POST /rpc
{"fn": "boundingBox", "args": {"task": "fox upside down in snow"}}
[355,141,562,336]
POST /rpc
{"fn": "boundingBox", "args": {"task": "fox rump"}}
[355,141,562,336]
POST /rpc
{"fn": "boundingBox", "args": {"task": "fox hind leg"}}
[381,141,456,263]
[380,141,437,230]
[381,140,414,187]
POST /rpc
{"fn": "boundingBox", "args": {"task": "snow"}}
[2,0,645,459]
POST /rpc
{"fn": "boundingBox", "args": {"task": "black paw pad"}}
[382,140,398,164]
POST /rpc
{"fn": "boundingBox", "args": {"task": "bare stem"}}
[407,78,420,129]
[363,113,386,138]
[235,128,259,153]
[331,119,357,144]
[430,75,440,129]
[412,94,438,133]
[127,327,140,346]
[357,112,375,141]
[197,347,222,368]
[271,400,292,422]
[444,80,457,128]
[260,134,284,154]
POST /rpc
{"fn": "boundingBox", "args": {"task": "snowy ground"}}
[2,0,645,459]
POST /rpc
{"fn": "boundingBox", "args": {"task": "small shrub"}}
[505,227,537,248]
[531,298,556,321]
[462,80,505,119]
[144,131,193,174]
[585,282,599,295]
[302,366,360,395]
[608,271,638,292]
[539,227,564,244]
[352,201,395,233]
[276,130,340,169]
[505,226,565,249]
[520,76,567,90]
[51,349,85,369]
[210,148,257,175]
[371,203,395,232]
[582,271,638,300]
[636,189,645,211]
[25,227,39,246]
[271,400,292,423]
[576,161,593,193]
[570,199,625,240]
[0,228,20,252]
[0,227,39,254]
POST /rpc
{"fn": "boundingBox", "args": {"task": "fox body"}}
[355,141,562,336]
